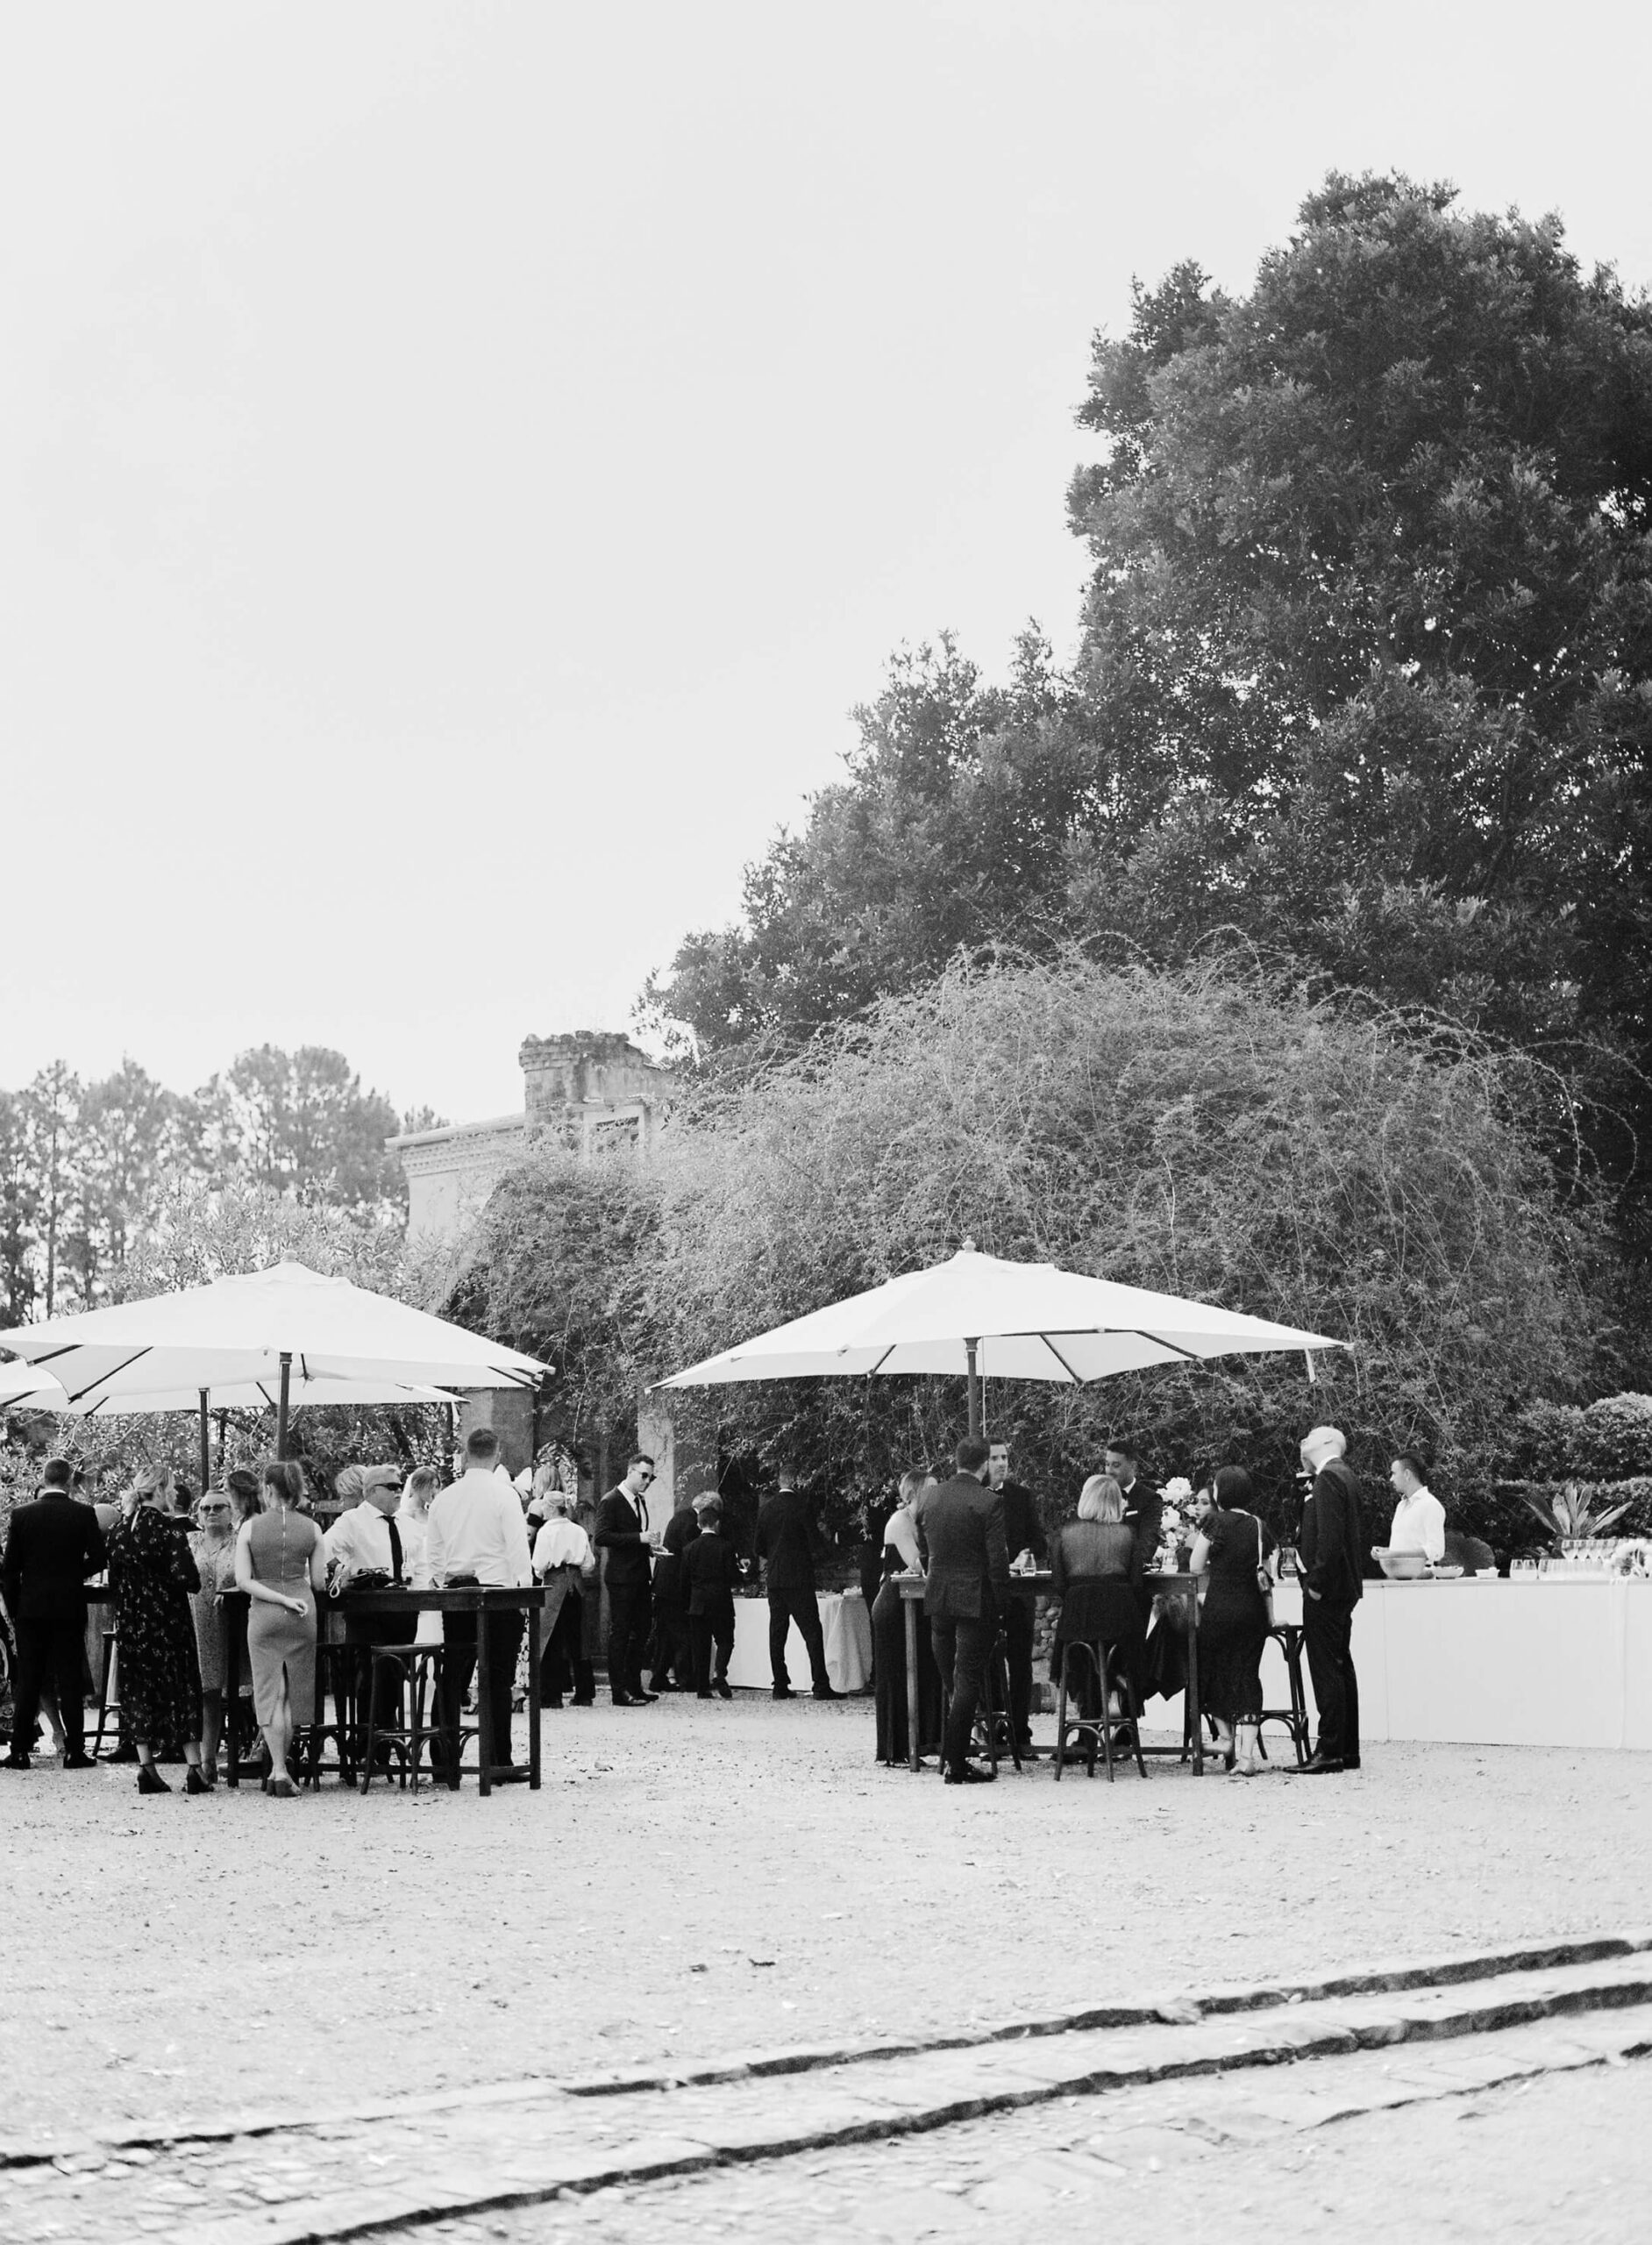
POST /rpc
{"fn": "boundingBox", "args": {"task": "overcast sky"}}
[3,2,1648,1125]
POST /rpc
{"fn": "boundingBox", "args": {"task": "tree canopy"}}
[649,171,1652,1240]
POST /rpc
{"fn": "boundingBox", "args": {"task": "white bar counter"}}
[1257,1578,1652,1750]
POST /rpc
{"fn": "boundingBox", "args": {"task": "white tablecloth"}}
[1245,1579,1652,1750]
[725,1591,872,1692]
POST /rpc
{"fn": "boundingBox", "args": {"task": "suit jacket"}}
[681,1529,743,1618]
[998,1479,1047,1566]
[1120,1476,1163,1569]
[915,1474,1009,1624]
[754,1490,820,1593]
[594,1487,653,1589]
[2,1491,108,1623]
[1300,1459,1366,1606]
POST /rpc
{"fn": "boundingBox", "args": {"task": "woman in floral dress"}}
[106,1463,208,1795]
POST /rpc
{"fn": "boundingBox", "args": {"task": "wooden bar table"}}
[896,1570,1204,1775]
[341,1586,547,1794]
[222,1585,547,1792]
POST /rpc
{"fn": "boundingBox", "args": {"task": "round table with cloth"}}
[726,1591,871,1691]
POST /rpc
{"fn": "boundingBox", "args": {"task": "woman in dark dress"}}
[1191,1465,1276,1777]
[105,1463,208,1795]
[1050,1475,1144,1718]
[872,1469,942,1764]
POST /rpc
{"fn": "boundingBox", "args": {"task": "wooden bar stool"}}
[968,1628,1022,1774]
[1259,1621,1311,1767]
[296,1641,359,1789]
[91,1629,121,1760]
[1053,1638,1148,1780]
[360,1644,449,1793]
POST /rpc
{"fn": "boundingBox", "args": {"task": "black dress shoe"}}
[610,1692,637,1707]
[695,1689,714,1700]
[1291,1754,1344,1775]
[105,1741,139,1763]
[494,1766,530,1784]
[715,1681,733,1700]
[2,1753,30,1771]
[813,1685,842,1700]
[544,1695,564,1709]
[61,1752,95,1771]
[772,1686,794,1700]
[633,1689,659,1704]
[943,1764,996,1785]
[1343,1757,1362,1770]
[571,1696,595,1707]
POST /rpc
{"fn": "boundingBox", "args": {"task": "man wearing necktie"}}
[324,1463,415,1770]
[593,1454,660,1705]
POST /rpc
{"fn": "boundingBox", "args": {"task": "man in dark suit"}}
[915,1436,1009,1785]
[754,1475,838,1698]
[986,1440,1046,1751]
[1105,1438,1162,1593]
[593,1453,659,1706]
[681,1496,743,1697]
[1292,1424,1365,1773]
[3,1456,107,1770]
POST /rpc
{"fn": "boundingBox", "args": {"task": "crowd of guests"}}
[868,1422,1447,1785]
[2,1416,1452,1794]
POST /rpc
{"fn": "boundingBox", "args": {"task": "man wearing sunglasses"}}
[593,1453,660,1706]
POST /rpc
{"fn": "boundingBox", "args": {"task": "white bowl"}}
[1375,1549,1430,1581]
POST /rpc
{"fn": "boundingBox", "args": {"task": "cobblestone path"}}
[2,1935,1647,2243]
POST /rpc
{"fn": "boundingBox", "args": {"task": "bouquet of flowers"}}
[1156,1475,1194,1570]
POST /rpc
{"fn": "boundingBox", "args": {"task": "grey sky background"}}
[3,2,1648,1125]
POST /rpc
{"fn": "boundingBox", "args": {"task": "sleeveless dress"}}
[1196,1506,1276,1724]
[871,1515,941,1764]
[242,1507,323,1726]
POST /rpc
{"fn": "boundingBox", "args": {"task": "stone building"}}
[388,1031,708,1508]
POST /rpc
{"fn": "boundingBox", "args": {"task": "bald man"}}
[1293,1425,1365,1774]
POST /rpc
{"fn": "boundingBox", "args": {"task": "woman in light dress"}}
[871,1467,943,1765]
[236,1458,326,1798]
[396,1467,444,1646]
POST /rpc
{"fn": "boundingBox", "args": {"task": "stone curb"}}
[97,1959,1652,2245]
[4,1926,1645,2173]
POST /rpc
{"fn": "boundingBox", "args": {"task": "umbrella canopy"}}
[658,1244,1342,1405]
[0,1259,549,1411]
[0,1363,454,1418]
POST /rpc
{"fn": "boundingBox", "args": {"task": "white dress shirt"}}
[425,1469,533,1588]
[1389,1486,1447,1562]
[532,1516,595,1576]
[323,1500,404,1579]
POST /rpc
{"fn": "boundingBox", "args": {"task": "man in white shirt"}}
[428,1428,534,1782]
[531,1491,596,1707]
[1386,1451,1446,1564]
[324,1464,414,1770]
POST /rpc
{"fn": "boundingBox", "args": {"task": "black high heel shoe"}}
[185,1766,212,1795]
[136,1764,171,1794]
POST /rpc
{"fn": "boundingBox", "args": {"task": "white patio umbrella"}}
[1,1358,456,1493]
[0,1259,550,1457]
[657,1242,1344,1434]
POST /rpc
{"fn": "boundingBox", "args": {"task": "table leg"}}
[225,1613,239,1789]
[528,1593,542,1792]
[476,1600,493,1798]
[904,1596,921,1774]
[1186,1586,1203,1775]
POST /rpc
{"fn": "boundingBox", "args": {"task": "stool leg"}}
[1099,1645,1116,1781]
[360,1654,381,1797]
[1053,1646,1069,1781]
[92,1630,117,1760]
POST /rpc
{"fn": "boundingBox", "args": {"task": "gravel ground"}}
[2,1693,1648,2150]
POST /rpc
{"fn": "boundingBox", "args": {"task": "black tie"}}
[386,1516,403,1582]
[637,1493,649,1535]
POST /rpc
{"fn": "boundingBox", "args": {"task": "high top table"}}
[222,1584,547,1792]
[894,1572,1205,1775]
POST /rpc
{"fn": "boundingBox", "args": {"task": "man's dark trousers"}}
[690,1611,735,1694]
[543,1592,594,1702]
[343,1610,417,1766]
[767,1589,830,1692]
[606,1583,652,1700]
[11,1619,87,1757]
[931,1615,994,1774]
[1303,1600,1361,1765]
[438,1609,524,1777]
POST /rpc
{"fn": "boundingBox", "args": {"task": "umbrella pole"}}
[966,1337,981,1439]
[198,1389,210,1496]
[276,1351,292,1459]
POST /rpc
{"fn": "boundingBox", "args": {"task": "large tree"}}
[651,173,1652,1235]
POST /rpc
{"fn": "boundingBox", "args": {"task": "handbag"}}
[1256,1514,1276,1624]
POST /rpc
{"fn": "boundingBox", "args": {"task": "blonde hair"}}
[400,1466,438,1519]
[132,1460,174,1503]
[1078,1474,1124,1523]
[898,1468,933,1506]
